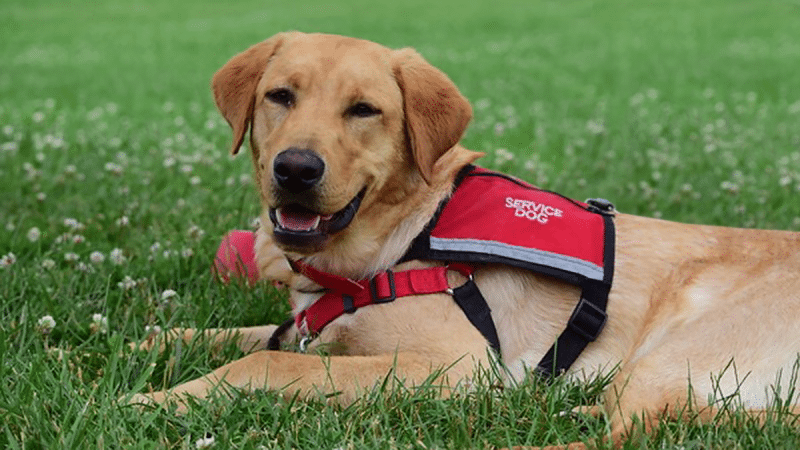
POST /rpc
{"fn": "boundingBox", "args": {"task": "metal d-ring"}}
[444,264,475,296]
[299,335,315,353]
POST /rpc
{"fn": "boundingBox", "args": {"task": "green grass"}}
[2,0,800,448]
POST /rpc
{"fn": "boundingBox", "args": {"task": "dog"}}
[129,32,800,449]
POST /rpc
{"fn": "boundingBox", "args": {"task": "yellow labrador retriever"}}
[130,32,800,449]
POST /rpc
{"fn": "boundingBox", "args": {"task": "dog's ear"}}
[393,49,473,184]
[212,34,286,155]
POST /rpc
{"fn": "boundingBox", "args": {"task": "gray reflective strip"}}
[429,237,604,281]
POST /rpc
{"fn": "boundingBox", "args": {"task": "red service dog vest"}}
[402,165,616,376]
[406,166,611,286]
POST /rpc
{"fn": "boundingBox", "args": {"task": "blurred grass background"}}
[2,0,800,448]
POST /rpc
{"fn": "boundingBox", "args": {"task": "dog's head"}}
[213,32,480,259]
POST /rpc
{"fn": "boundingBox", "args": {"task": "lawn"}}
[2,0,800,448]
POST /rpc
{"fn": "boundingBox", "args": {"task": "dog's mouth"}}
[268,188,366,252]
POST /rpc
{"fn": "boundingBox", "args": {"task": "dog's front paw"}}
[123,391,188,413]
[128,336,159,353]
[125,392,160,407]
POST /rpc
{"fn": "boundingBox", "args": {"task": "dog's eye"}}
[347,102,381,118]
[266,88,295,108]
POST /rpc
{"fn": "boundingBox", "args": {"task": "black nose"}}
[272,148,325,193]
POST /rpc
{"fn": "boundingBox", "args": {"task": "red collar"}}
[289,259,473,336]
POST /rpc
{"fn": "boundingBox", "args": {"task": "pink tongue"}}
[278,209,321,232]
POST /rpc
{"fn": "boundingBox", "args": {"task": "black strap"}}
[534,285,609,377]
[536,214,615,377]
[451,278,502,355]
[267,318,295,350]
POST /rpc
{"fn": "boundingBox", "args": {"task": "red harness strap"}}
[290,260,474,336]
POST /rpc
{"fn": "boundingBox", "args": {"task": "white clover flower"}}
[195,434,215,449]
[41,259,56,270]
[27,227,41,242]
[86,107,103,121]
[90,313,108,334]
[104,162,123,175]
[493,122,506,136]
[64,252,79,262]
[109,248,126,265]
[49,135,65,150]
[181,248,194,258]
[36,192,46,202]
[71,234,85,244]
[5,222,15,231]
[161,289,178,302]
[149,242,162,253]
[524,160,536,172]
[494,148,514,164]
[720,180,740,195]
[36,315,56,335]
[586,119,606,135]
[76,262,90,272]
[63,218,85,231]
[32,111,45,123]
[90,251,105,264]
[0,252,16,268]
[116,216,129,227]
[187,224,205,240]
[117,275,137,290]
[180,164,193,174]
[1,141,19,152]
[189,176,201,186]
[2,125,13,136]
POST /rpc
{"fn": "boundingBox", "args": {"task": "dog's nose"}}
[272,148,325,193]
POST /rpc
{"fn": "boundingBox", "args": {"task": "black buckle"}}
[586,198,615,216]
[369,270,396,303]
[567,298,607,341]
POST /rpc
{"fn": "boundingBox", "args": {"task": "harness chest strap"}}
[288,259,501,353]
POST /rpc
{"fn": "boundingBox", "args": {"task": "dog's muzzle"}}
[268,188,366,252]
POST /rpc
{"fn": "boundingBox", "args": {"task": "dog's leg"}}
[134,325,279,354]
[564,405,603,418]
[127,349,478,412]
